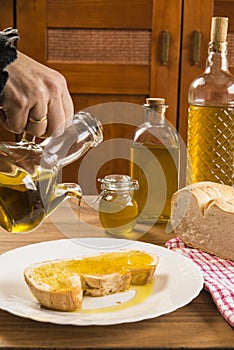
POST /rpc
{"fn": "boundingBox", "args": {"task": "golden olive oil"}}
[98,174,139,237]
[31,250,156,313]
[82,282,154,314]
[0,168,57,233]
[187,105,234,185]
[99,192,138,236]
[32,250,156,284]
[130,143,179,222]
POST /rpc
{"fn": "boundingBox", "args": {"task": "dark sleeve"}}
[0,28,19,96]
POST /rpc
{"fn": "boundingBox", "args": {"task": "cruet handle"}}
[21,131,37,143]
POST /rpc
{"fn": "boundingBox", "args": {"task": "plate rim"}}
[0,238,204,326]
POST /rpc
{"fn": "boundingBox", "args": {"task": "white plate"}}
[0,238,203,326]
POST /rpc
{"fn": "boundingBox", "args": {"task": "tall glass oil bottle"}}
[130,98,180,223]
[187,17,234,186]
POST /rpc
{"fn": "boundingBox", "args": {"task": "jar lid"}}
[98,174,139,191]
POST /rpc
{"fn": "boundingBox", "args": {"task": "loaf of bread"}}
[24,250,159,311]
[170,181,234,261]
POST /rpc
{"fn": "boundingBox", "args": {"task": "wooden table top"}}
[0,198,233,349]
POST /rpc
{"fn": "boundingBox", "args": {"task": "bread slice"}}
[24,250,159,311]
[170,181,234,261]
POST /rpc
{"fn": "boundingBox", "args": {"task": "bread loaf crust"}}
[171,182,234,261]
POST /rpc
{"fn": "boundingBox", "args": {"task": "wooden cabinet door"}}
[214,0,234,74]
[179,0,234,142]
[16,0,182,126]
[16,0,182,184]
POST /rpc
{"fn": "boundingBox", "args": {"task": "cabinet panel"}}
[214,1,234,30]
[49,63,149,94]
[16,0,46,63]
[214,0,234,70]
[150,0,182,127]
[0,0,16,141]
[47,0,152,29]
[0,0,14,29]
[179,0,211,143]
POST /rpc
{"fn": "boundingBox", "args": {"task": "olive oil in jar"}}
[187,105,234,185]
[98,175,139,237]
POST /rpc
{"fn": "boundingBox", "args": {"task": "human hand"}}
[0,51,74,137]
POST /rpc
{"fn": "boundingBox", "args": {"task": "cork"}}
[210,17,228,42]
[146,98,165,106]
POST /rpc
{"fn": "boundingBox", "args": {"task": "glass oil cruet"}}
[187,17,234,186]
[98,174,139,237]
[130,98,180,223]
[0,112,103,233]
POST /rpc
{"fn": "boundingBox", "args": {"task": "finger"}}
[62,87,74,128]
[0,103,29,134]
[26,116,48,138]
[27,104,48,138]
[0,84,30,133]
[44,96,66,137]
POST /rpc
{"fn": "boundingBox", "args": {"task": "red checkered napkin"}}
[166,237,234,327]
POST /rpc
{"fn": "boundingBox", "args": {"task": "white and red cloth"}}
[166,237,234,327]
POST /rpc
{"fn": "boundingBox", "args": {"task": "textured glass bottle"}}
[187,17,234,186]
[130,98,180,223]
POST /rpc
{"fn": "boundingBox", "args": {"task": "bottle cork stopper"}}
[146,97,165,106]
[210,17,228,42]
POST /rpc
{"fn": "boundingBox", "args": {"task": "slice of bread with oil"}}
[24,250,159,311]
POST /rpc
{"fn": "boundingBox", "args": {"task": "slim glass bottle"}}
[130,98,180,223]
[187,17,234,186]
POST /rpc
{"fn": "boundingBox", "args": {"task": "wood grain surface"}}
[0,198,233,349]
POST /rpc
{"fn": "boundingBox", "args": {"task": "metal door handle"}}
[161,30,170,65]
[193,30,201,65]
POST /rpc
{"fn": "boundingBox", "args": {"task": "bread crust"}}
[171,181,234,261]
[24,250,158,311]
[24,267,83,311]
